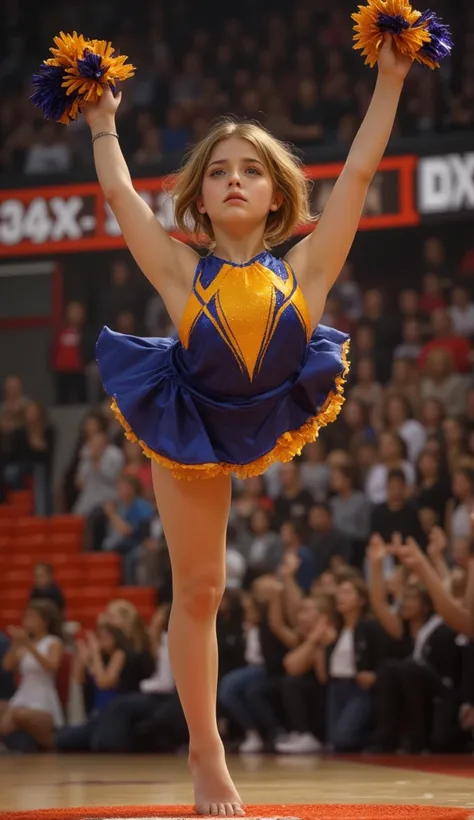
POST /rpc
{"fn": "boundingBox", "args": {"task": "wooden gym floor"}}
[0,754,473,812]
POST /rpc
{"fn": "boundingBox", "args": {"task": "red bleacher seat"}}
[49,516,84,535]
[114,586,156,607]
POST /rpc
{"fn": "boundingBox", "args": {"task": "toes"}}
[233,805,246,817]
[195,804,210,816]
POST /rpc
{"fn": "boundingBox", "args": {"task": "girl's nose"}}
[228,168,242,185]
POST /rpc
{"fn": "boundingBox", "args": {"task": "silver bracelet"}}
[92,131,119,145]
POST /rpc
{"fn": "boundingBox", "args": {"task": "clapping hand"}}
[279,550,301,578]
[366,533,387,564]
[390,536,426,574]
[7,626,29,646]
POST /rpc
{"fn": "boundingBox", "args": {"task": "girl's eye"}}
[246,167,261,175]
[210,169,225,177]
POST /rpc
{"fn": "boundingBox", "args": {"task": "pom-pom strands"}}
[31,31,135,124]
[352,0,452,69]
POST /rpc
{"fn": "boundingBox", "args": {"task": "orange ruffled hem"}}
[111,340,350,480]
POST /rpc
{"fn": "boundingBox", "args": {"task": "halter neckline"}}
[210,250,268,268]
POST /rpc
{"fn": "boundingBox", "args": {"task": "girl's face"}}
[335,580,364,615]
[23,609,47,638]
[380,433,400,462]
[198,137,282,237]
[418,452,438,478]
[316,572,337,596]
[400,587,425,621]
[97,626,117,654]
[386,397,406,425]
[250,508,269,534]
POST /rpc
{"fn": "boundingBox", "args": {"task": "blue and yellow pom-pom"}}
[352,0,452,69]
[31,32,135,124]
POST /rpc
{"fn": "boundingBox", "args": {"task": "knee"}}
[177,573,225,619]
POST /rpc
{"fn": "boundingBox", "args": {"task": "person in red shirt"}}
[418,309,471,374]
[418,272,447,315]
[51,301,87,404]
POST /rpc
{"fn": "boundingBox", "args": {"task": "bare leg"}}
[152,463,244,817]
[1,707,55,749]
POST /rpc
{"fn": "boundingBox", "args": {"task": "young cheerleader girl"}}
[82,33,413,817]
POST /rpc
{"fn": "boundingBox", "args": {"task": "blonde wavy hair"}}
[173,118,314,248]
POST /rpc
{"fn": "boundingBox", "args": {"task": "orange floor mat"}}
[0,806,471,820]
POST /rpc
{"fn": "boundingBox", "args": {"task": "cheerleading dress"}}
[96,250,349,479]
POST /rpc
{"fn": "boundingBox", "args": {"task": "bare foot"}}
[189,745,245,816]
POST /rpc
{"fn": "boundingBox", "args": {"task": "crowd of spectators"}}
[1,0,473,176]
[1,230,474,754]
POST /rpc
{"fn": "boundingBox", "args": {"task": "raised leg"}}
[151,462,244,817]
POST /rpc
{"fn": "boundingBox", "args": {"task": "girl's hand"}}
[7,626,29,646]
[377,33,413,82]
[81,84,122,130]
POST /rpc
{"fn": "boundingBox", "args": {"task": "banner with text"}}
[0,148,473,257]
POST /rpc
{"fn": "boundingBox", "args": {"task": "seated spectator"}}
[419,272,447,315]
[334,398,375,455]
[415,449,451,524]
[367,535,461,752]
[331,261,363,322]
[419,310,471,375]
[219,577,287,753]
[231,475,273,544]
[449,286,474,338]
[393,318,423,362]
[90,605,184,753]
[278,521,317,594]
[0,601,64,750]
[365,431,416,505]
[349,357,384,415]
[273,593,336,754]
[329,465,371,568]
[240,509,283,584]
[313,575,386,752]
[307,503,352,576]
[56,624,127,751]
[371,469,425,549]
[382,394,426,464]
[29,562,65,615]
[450,467,474,561]
[2,400,55,514]
[385,358,421,416]
[443,417,469,473]
[420,348,469,416]
[73,431,124,517]
[51,301,88,405]
[273,462,314,530]
[61,409,110,512]
[299,440,330,503]
[101,475,154,583]
[122,441,153,497]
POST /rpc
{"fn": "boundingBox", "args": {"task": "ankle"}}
[189,738,225,762]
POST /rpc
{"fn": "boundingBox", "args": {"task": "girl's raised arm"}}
[83,89,199,309]
[286,35,412,319]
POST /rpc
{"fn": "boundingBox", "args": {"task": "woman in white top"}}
[365,431,416,504]
[382,393,426,464]
[0,600,64,749]
[313,575,383,752]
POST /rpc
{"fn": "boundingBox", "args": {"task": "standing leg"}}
[151,462,243,817]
